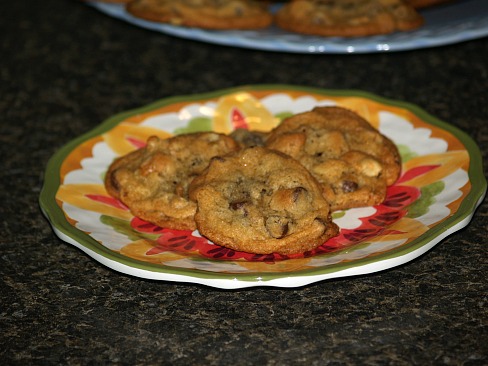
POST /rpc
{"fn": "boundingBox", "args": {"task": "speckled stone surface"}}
[1,1,487,365]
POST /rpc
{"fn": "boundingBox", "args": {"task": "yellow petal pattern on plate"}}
[57,184,133,221]
[103,122,172,156]
[119,239,193,264]
[401,151,469,188]
[212,92,280,133]
[331,96,383,129]
[369,217,430,243]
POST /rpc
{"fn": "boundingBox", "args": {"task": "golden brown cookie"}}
[126,0,273,30]
[189,147,339,255]
[266,106,401,211]
[275,0,424,37]
[104,132,239,230]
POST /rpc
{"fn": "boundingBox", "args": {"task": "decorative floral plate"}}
[39,85,486,289]
[87,0,488,53]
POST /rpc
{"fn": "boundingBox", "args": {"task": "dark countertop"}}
[1,1,487,364]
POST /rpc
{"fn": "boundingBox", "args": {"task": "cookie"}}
[126,0,273,30]
[189,146,339,255]
[265,106,401,211]
[104,132,239,230]
[275,0,424,37]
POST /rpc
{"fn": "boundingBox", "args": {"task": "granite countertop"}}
[1,1,487,364]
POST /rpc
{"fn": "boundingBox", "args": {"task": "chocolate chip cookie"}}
[126,0,273,30]
[275,0,424,37]
[266,106,401,211]
[189,146,339,255]
[104,132,239,230]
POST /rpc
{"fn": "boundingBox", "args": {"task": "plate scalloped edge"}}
[39,85,487,289]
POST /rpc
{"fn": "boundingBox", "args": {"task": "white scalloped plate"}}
[40,86,486,288]
[87,0,488,53]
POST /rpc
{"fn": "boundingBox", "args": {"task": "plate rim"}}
[39,84,487,288]
[86,0,488,54]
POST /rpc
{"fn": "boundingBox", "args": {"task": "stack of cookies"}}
[104,106,401,255]
[96,0,455,37]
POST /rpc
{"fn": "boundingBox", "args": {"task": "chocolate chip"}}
[229,201,247,210]
[229,200,248,217]
[211,156,226,163]
[190,157,203,167]
[241,133,265,147]
[342,180,358,193]
[292,187,307,202]
[314,217,326,226]
[265,216,289,239]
